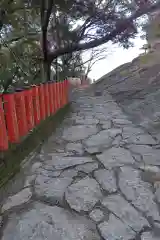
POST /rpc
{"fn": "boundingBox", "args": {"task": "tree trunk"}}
[43,61,51,82]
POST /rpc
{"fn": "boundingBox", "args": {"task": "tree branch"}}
[48,0,160,61]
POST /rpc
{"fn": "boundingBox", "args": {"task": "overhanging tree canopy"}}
[0,0,159,90]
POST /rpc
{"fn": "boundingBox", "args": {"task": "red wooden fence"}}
[0,80,69,151]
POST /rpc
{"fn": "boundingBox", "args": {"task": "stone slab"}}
[35,175,72,204]
[101,121,112,130]
[65,143,84,155]
[127,145,160,165]
[75,118,99,125]
[122,127,145,139]
[141,232,159,240]
[84,130,113,149]
[89,209,104,222]
[112,118,132,127]
[102,194,149,232]
[94,169,117,193]
[1,203,100,240]
[96,147,134,169]
[62,125,98,141]
[84,129,121,151]
[2,188,32,213]
[44,156,94,171]
[75,162,99,173]
[98,215,135,240]
[119,166,160,221]
[125,134,157,145]
[65,177,102,212]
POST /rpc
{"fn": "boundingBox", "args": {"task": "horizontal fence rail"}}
[0,80,69,151]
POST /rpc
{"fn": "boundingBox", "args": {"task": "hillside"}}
[95,51,160,140]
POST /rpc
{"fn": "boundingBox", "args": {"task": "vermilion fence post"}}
[0,95,8,150]
[3,93,20,143]
[32,85,41,126]
[39,83,46,120]
[56,82,61,110]
[66,79,69,104]
[47,82,51,116]
[58,82,61,109]
[54,82,57,111]
[48,82,54,114]
[51,82,55,114]
[65,79,68,104]
[62,80,65,106]
[14,89,28,138]
[24,87,35,131]
[44,83,50,117]
[60,81,63,107]
[53,82,57,113]
[64,79,67,104]
[47,82,51,115]
[63,79,67,105]
[60,81,63,108]
[52,82,56,113]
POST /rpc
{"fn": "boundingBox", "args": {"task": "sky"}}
[83,35,147,81]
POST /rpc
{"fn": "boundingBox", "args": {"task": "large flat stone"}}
[75,118,99,125]
[84,129,121,150]
[122,127,145,139]
[75,162,99,173]
[84,130,113,149]
[1,203,100,240]
[65,143,84,155]
[2,188,32,213]
[112,135,123,147]
[36,166,61,178]
[125,134,157,145]
[127,144,155,155]
[24,175,36,187]
[62,125,98,141]
[95,113,111,121]
[101,121,112,129]
[119,166,160,221]
[138,165,160,173]
[98,215,135,240]
[94,169,117,193]
[96,147,134,169]
[141,232,159,240]
[111,112,127,119]
[31,162,43,173]
[89,209,104,222]
[122,127,157,145]
[102,194,149,232]
[85,147,101,154]
[113,118,132,127]
[44,156,94,170]
[127,145,160,165]
[107,128,122,136]
[35,175,72,204]
[60,169,78,178]
[65,177,102,212]
[155,186,160,204]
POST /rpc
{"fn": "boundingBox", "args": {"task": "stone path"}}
[1,89,160,239]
